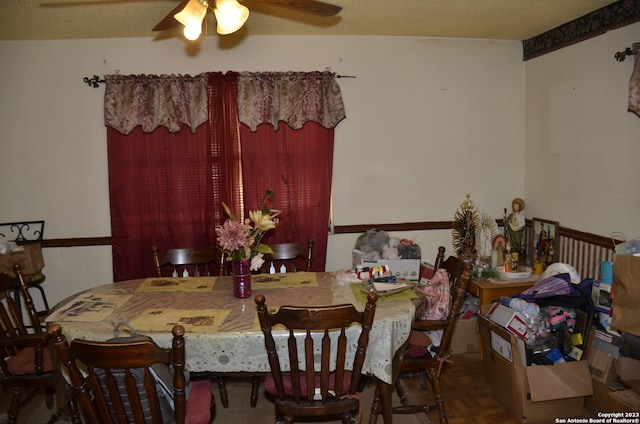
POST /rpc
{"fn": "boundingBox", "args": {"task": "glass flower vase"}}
[231,259,252,299]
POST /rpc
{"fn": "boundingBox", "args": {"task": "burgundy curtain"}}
[108,74,241,281]
[108,125,215,280]
[207,72,243,226]
[240,122,334,272]
[107,71,343,279]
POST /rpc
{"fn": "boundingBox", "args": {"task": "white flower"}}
[250,253,265,272]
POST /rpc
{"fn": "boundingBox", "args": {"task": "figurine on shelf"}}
[477,209,499,261]
[505,252,519,272]
[452,194,478,260]
[492,235,507,267]
[504,198,525,254]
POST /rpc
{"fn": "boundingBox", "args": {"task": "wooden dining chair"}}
[152,245,226,278]
[369,246,472,424]
[47,323,215,424]
[263,239,314,273]
[151,245,232,408]
[251,239,314,408]
[254,291,378,424]
[0,263,55,424]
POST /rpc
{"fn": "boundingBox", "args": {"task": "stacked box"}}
[0,243,44,274]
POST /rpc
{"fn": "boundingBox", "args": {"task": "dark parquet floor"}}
[402,352,522,424]
[2,352,598,424]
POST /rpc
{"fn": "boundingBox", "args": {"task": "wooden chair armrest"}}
[0,333,48,348]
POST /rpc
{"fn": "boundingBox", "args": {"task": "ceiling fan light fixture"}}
[174,0,209,40]
[214,0,249,35]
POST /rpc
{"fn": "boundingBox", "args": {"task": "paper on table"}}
[129,308,231,333]
[373,282,408,292]
[45,293,133,323]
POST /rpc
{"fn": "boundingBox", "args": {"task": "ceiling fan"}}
[153,0,342,40]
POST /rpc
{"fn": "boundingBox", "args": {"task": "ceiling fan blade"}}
[254,0,342,17]
[152,0,191,31]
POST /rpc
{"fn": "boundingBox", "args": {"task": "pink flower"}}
[216,190,279,261]
[215,220,248,252]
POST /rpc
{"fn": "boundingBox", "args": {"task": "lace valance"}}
[103,71,346,134]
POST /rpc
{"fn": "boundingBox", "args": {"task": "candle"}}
[533,262,544,275]
[491,249,498,269]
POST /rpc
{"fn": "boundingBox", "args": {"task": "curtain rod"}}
[615,46,635,62]
[82,73,356,88]
[83,75,105,88]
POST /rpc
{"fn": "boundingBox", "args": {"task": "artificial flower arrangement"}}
[215,190,281,272]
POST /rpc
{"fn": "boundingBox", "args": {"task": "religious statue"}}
[504,198,525,254]
[452,194,478,260]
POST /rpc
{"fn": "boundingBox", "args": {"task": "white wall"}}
[0,33,538,307]
[524,22,640,238]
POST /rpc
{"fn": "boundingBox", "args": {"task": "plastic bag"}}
[354,229,390,253]
[612,231,640,256]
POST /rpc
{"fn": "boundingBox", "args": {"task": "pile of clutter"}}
[351,229,421,280]
[352,228,421,262]
[486,268,592,365]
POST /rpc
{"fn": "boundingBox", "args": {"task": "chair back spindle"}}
[48,323,213,424]
[263,239,314,273]
[255,291,378,422]
[152,245,225,277]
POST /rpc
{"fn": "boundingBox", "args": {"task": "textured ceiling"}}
[0,0,619,42]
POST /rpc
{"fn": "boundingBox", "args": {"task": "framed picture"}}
[530,218,559,267]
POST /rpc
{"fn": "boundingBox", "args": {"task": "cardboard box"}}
[450,318,480,354]
[0,243,44,275]
[585,378,622,414]
[585,378,608,414]
[479,313,593,423]
[588,349,618,385]
[485,303,531,342]
[593,328,622,359]
[609,389,640,412]
[356,257,421,280]
[616,356,640,389]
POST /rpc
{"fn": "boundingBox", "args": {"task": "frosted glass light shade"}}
[173,0,209,28]
[214,0,249,35]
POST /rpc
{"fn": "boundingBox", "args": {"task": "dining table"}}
[46,271,417,424]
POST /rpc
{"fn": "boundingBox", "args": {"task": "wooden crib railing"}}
[554,227,616,281]
[519,223,614,280]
